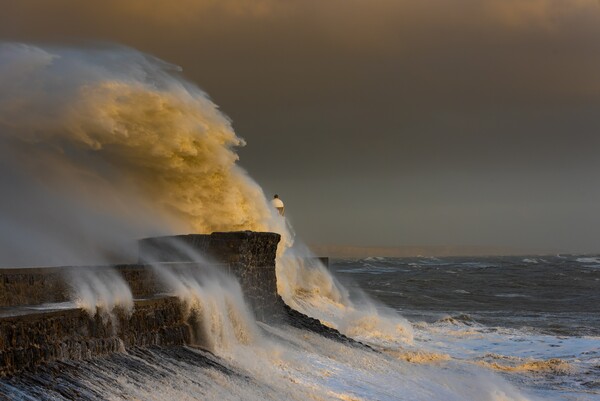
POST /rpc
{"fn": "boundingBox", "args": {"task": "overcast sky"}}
[1,0,600,252]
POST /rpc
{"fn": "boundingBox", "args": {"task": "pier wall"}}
[138,231,281,318]
[0,231,281,375]
[0,232,281,310]
[0,297,188,376]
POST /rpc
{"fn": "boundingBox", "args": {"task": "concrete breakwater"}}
[0,231,286,376]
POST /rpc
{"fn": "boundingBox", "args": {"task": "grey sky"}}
[1,0,600,252]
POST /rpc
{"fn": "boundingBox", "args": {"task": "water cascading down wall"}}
[0,231,286,376]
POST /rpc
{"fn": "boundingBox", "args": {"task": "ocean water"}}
[331,255,600,400]
[2,255,599,401]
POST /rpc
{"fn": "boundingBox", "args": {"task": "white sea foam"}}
[277,246,414,347]
[411,317,600,396]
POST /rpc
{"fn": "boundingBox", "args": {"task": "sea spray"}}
[278,245,414,346]
[67,267,134,325]
[0,39,305,358]
[158,264,261,354]
[0,42,290,266]
[141,238,262,355]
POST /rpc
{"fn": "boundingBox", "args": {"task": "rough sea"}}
[2,255,599,401]
[331,255,600,400]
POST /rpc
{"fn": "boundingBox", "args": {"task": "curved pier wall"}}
[0,231,281,375]
[0,232,281,311]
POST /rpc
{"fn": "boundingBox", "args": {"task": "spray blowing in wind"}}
[139,237,262,356]
[0,42,410,349]
[0,42,289,267]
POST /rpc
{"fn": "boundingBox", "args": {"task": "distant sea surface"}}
[331,255,600,399]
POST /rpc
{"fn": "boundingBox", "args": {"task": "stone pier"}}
[0,297,189,376]
[0,231,282,376]
[0,231,350,377]
[138,231,282,318]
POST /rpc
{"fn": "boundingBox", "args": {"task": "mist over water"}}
[1,43,594,400]
[0,42,287,266]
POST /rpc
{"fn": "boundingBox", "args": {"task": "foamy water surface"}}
[331,255,600,400]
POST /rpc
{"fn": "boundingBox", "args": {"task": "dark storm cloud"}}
[1,0,600,251]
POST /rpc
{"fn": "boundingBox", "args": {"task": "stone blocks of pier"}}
[0,267,69,308]
[0,231,282,375]
[138,231,282,320]
[0,297,189,376]
[0,232,281,312]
